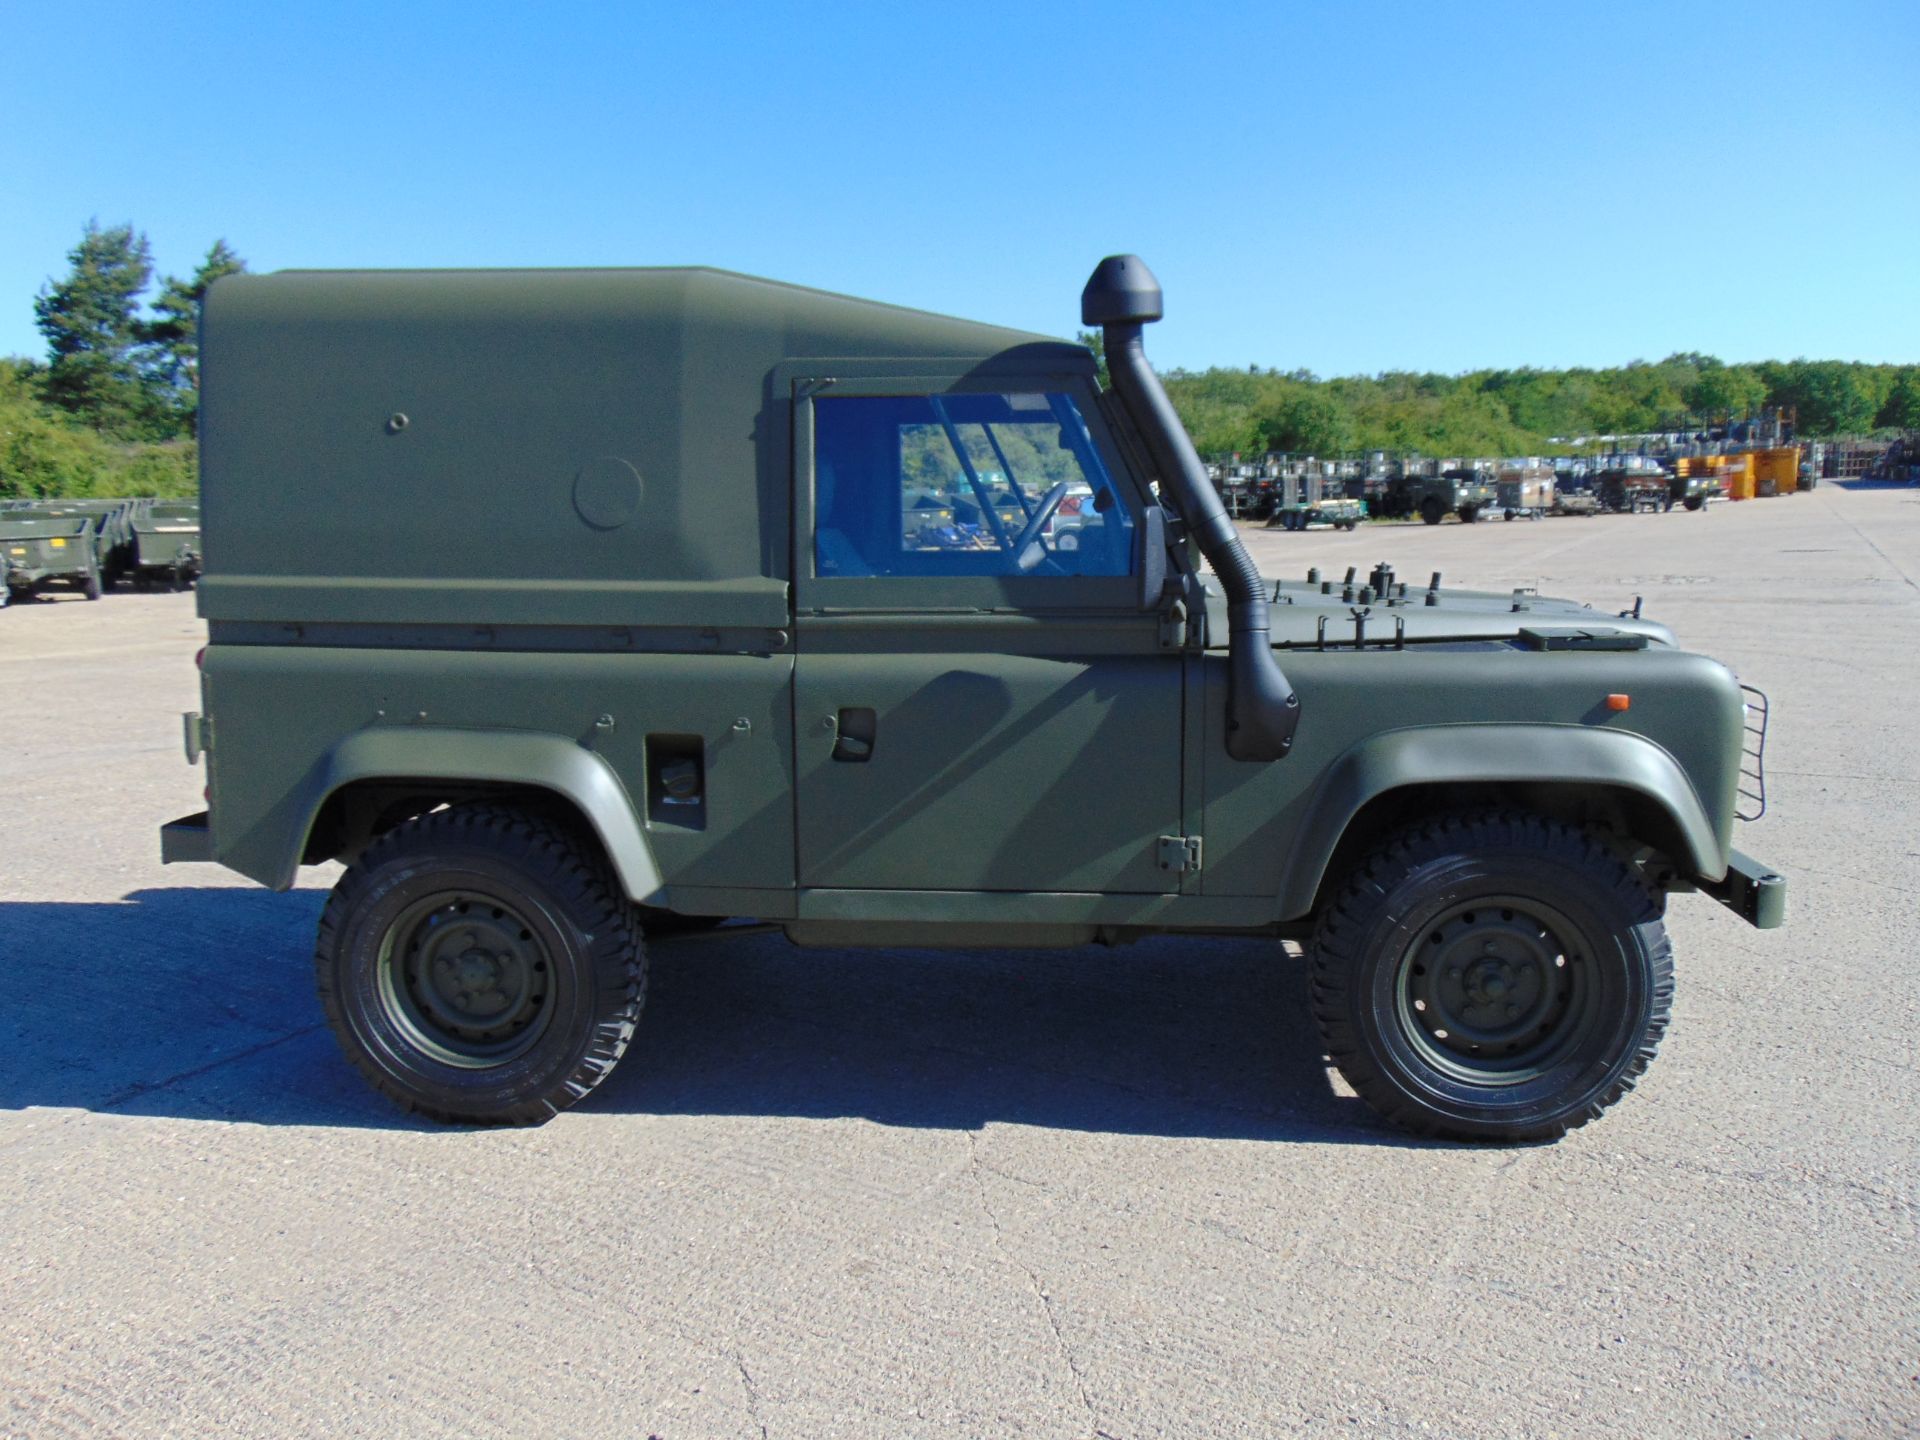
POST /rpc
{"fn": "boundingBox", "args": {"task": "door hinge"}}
[1157,599,1188,648]
[183,711,211,764]
[1157,834,1203,874]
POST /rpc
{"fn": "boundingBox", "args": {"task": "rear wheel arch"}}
[293,728,663,903]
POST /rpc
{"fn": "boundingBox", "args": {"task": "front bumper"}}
[1700,848,1786,929]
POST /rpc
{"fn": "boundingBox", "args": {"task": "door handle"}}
[831,706,877,762]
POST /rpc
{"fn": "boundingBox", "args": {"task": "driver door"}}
[790,370,1183,895]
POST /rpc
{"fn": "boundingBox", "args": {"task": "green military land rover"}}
[162,257,1783,1140]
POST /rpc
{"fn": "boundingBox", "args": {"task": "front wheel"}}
[1308,812,1672,1142]
[316,803,645,1124]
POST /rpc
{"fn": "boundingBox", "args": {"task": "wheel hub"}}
[379,893,553,1063]
[1399,901,1588,1079]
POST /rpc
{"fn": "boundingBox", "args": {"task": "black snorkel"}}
[1083,255,1301,760]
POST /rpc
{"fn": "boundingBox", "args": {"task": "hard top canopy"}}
[199,267,1088,628]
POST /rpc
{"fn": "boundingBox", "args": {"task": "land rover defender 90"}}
[162,257,1783,1141]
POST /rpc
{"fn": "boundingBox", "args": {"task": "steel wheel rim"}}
[1394,896,1598,1086]
[375,890,554,1068]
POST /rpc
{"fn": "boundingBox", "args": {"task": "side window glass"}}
[815,392,1135,579]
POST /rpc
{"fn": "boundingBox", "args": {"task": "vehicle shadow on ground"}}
[0,888,1409,1145]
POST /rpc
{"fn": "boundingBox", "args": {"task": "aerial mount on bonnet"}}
[1082,255,1301,760]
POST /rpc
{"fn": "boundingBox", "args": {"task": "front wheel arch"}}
[1278,729,1727,922]
[1296,779,1702,923]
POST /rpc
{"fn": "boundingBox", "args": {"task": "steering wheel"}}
[1010,482,1071,572]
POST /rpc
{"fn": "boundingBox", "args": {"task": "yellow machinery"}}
[1753,446,1800,496]
[1723,452,1757,500]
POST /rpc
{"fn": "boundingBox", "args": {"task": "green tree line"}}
[2,221,244,500]
[1157,352,1920,461]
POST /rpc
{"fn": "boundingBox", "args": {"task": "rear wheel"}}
[316,803,645,1124]
[82,570,103,600]
[1308,811,1672,1142]
[1420,498,1444,526]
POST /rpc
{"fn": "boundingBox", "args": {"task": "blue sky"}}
[2,0,1913,375]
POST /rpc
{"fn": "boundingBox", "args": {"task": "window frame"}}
[786,363,1149,615]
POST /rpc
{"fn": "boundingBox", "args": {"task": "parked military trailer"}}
[129,501,203,588]
[162,257,1783,1143]
[3,500,137,585]
[1495,470,1554,521]
[1551,490,1602,517]
[1268,474,1362,531]
[1,515,103,600]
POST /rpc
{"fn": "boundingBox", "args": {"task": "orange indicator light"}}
[1606,694,1631,712]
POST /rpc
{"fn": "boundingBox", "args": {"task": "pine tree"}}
[139,239,247,434]
[33,221,156,435]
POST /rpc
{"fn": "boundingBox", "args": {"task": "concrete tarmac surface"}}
[2,482,1915,1438]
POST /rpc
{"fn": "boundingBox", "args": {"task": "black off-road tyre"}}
[1420,498,1444,526]
[1308,811,1673,1142]
[316,803,645,1124]
[82,570,103,600]
[1684,493,1705,512]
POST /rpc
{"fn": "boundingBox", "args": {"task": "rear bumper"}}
[160,810,214,864]
[1700,848,1786,929]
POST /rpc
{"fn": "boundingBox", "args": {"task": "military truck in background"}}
[1377,467,1497,524]
[160,256,1783,1143]
[1596,465,1670,514]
